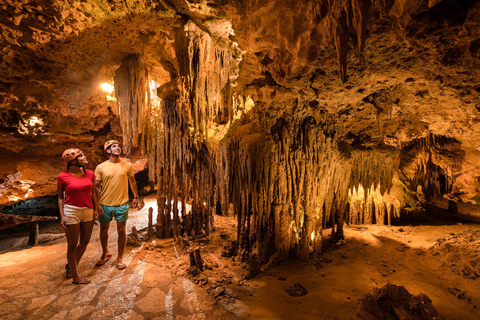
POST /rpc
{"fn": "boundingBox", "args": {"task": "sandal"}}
[95,253,112,266]
[116,262,127,270]
[72,276,91,285]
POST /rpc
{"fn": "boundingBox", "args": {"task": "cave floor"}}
[0,195,480,320]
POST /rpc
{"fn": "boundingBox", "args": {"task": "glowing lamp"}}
[29,116,40,126]
[101,83,114,94]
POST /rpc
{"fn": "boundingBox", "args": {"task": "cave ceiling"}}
[1,0,480,216]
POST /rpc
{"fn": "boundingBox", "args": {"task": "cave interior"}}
[1,0,480,319]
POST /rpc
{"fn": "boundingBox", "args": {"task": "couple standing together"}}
[57,140,140,284]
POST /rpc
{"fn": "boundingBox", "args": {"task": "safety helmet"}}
[104,140,121,152]
[62,148,82,165]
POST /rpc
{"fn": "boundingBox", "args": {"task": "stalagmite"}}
[147,207,153,239]
[127,226,141,247]
[189,249,196,268]
[188,247,204,272]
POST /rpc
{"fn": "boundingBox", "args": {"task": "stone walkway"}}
[0,196,239,319]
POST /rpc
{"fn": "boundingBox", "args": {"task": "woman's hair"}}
[67,158,86,173]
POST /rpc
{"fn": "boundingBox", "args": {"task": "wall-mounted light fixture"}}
[101,83,116,101]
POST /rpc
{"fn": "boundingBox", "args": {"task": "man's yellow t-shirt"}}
[95,160,134,206]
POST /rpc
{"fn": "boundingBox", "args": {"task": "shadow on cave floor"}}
[390,199,480,228]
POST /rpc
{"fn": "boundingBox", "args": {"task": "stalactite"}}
[114,54,150,156]
[334,10,349,83]
[182,21,237,138]
[345,133,464,226]
[113,15,464,268]
[330,0,371,83]
[130,20,239,240]
[215,113,378,264]
[213,103,437,263]
[349,0,371,60]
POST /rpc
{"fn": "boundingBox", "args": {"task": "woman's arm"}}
[57,183,67,230]
[95,180,103,216]
[92,181,99,221]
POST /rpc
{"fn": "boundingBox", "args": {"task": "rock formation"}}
[357,283,439,320]
[1,0,480,264]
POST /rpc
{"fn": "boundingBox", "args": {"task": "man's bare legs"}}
[116,221,127,267]
[98,220,126,269]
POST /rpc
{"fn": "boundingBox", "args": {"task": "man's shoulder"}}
[96,161,110,169]
[120,159,132,167]
[121,160,134,175]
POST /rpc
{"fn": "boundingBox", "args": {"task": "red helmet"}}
[104,140,120,151]
[62,148,82,165]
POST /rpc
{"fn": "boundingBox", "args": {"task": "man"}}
[95,140,139,270]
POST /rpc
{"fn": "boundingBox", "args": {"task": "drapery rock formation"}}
[1,0,480,264]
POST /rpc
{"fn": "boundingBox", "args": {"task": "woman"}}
[57,148,98,284]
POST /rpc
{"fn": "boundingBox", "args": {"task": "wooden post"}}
[147,207,153,239]
[448,200,459,214]
[28,221,38,246]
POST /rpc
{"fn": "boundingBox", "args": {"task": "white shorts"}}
[63,204,94,225]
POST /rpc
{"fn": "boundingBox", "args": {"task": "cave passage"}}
[1,1,480,319]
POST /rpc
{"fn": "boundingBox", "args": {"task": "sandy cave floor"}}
[0,195,480,320]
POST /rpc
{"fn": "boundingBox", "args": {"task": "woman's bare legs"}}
[64,222,92,283]
[77,220,94,264]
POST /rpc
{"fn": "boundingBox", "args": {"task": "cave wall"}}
[1,0,480,263]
